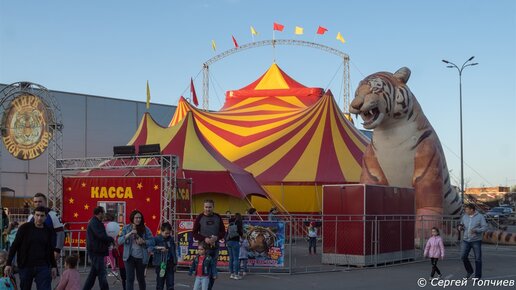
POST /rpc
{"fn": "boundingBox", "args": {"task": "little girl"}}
[424,227,445,279]
[189,242,217,290]
[307,222,317,255]
[0,250,16,289]
[238,235,249,277]
[56,255,81,290]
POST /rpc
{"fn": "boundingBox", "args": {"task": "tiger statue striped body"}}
[349,67,462,218]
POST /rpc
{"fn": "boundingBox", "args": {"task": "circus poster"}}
[176,219,285,267]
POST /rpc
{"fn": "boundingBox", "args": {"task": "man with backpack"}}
[192,200,225,290]
[226,213,243,280]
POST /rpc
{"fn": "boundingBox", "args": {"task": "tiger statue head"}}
[246,225,277,257]
[349,67,421,130]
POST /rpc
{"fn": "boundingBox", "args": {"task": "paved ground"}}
[30,243,516,290]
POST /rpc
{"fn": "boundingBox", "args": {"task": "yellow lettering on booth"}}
[124,187,133,198]
[90,186,134,199]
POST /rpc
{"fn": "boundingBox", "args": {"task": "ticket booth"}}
[322,184,415,266]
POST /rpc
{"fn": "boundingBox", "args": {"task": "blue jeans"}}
[125,256,146,290]
[155,262,175,290]
[83,255,109,290]
[239,259,248,274]
[18,266,51,290]
[461,240,482,278]
[308,237,317,254]
[227,241,240,274]
[206,247,219,290]
[193,276,209,290]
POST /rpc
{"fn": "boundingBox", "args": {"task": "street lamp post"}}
[442,57,478,203]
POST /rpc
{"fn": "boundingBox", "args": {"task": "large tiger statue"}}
[349,67,462,218]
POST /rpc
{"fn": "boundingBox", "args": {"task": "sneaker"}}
[234,275,242,280]
[230,274,236,279]
[465,272,473,279]
[437,274,442,279]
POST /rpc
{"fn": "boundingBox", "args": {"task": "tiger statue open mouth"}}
[359,105,383,128]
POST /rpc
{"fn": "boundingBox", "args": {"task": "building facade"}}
[0,83,175,204]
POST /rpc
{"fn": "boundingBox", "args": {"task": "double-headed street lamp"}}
[442,56,478,203]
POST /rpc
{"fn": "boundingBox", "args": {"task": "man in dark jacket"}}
[192,199,225,290]
[83,206,114,290]
[5,206,57,290]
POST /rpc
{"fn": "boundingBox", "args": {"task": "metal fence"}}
[52,213,512,276]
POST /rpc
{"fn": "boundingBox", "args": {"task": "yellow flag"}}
[336,32,346,44]
[295,26,304,35]
[250,26,258,35]
[146,80,151,110]
[211,40,217,51]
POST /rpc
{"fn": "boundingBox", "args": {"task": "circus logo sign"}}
[1,93,52,160]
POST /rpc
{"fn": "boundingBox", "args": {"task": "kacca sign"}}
[62,176,191,248]
[1,93,53,160]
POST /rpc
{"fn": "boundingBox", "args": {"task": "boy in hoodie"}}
[153,222,177,290]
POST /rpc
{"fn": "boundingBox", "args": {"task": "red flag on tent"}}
[273,22,284,31]
[231,35,239,48]
[190,78,198,106]
[316,26,328,35]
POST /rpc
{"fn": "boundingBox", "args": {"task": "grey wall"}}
[0,84,176,199]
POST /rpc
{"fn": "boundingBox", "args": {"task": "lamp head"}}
[442,59,450,64]
[446,65,454,68]
[468,56,475,61]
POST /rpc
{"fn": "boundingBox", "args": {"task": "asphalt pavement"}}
[43,243,516,290]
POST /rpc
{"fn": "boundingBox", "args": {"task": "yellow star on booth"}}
[84,204,90,210]
[152,215,157,220]
[74,212,79,218]
[137,183,143,189]
[146,197,151,203]
[81,226,85,230]
[69,198,74,204]
[154,185,159,190]
[67,187,72,191]
[81,182,86,187]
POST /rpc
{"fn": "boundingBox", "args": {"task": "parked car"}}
[485,207,512,222]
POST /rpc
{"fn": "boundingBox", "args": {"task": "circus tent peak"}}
[169,96,193,127]
[222,63,324,111]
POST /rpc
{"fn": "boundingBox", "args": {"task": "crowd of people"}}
[0,192,490,289]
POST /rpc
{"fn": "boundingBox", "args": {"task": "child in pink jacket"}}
[56,255,81,290]
[424,227,445,279]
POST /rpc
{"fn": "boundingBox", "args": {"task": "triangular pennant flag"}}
[190,78,198,106]
[211,40,217,51]
[231,35,239,48]
[250,26,258,35]
[295,26,304,35]
[336,32,346,44]
[146,80,151,109]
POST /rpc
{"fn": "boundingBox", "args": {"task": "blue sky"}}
[1,0,515,188]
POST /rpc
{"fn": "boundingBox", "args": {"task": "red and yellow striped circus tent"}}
[127,112,268,213]
[168,63,369,213]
